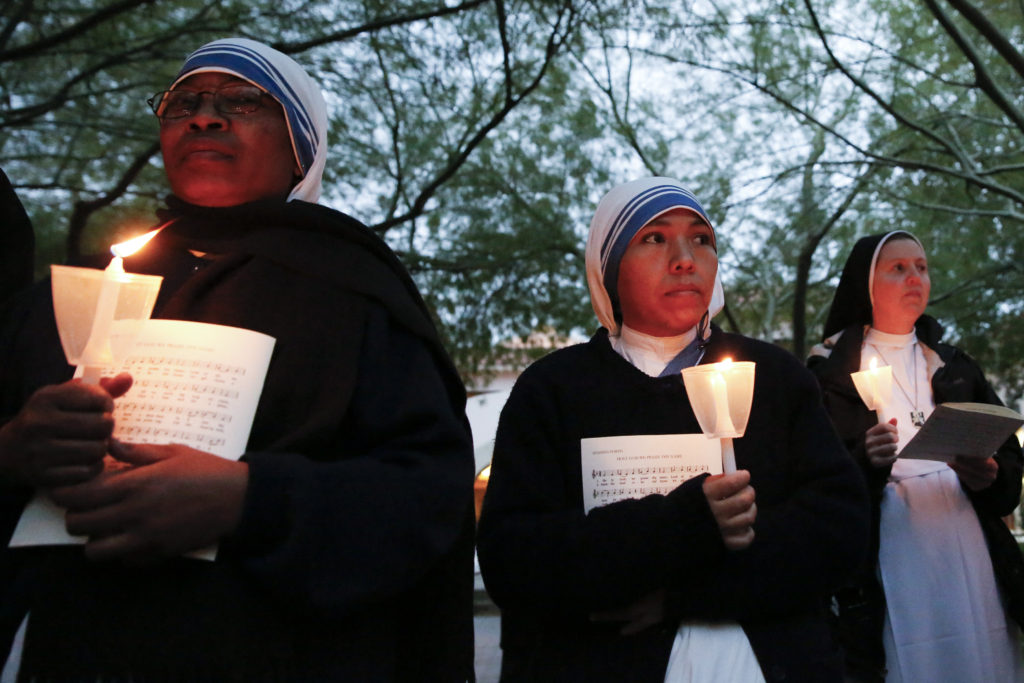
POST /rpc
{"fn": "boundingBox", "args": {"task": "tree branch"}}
[944,0,1024,82]
[0,0,34,55]
[495,0,514,104]
[921,0,1024,136]
[65,140,161,258]
[272,0,490,54]
[369,1,579,235]
[636,47,1024,211]
[0,0,158,62]
[929,261,1023,305]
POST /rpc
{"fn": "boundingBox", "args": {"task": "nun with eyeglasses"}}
[808,231,1024,683]
[477,177,868,682]
[0,38,474,681]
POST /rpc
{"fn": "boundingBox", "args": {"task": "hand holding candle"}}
[682,358,756,474]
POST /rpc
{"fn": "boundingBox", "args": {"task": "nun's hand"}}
[865,418,899,469]
[703,470,756,551]
[949,456,998,491]
[51,439,248,563]
[589,588,667,636]
[0,373,133,488]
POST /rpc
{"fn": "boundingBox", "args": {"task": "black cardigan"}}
[0,168,34,306]
[807,318,1024,683]
[478,327,869,682]
[0,198,476,681]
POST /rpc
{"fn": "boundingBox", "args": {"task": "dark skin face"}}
[159,73,300,207]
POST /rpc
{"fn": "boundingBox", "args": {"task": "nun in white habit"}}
[478,177,868,682]
[809,230,1024,683]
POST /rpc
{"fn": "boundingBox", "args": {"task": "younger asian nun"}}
[477,177,869,682]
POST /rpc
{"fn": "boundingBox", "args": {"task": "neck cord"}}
[870,341,926,426]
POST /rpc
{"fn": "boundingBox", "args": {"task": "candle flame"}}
[111,228,162,258]
[719,357,733,369]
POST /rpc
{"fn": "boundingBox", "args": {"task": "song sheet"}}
[581,434,722,514]
[10,320,275,558]
[898,402,1024,462]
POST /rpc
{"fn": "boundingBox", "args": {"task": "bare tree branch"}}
[945,0,1024,82]
[0,0,158,62]
[793,162,876,355]
[369,1,581,235]
[637,46,1024,211]
[271,0,490,54]
[929,261,1023,306]
[495,0,514,104]
[65,140,161,259]
[921,0,1024,135]
[0,0,34,54]
[575,36,661,176]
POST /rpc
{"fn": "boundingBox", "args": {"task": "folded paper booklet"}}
[9,319,276,560]
[581,434,722,514]
[898,402,1024,462]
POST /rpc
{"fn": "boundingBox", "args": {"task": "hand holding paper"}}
[589,588,668,635]
[948,456,999,492]
[9,319,276,559]
[51,439,248,563]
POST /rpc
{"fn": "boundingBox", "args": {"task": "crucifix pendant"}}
[910,410,926,427]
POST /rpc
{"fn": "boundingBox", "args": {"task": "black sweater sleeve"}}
[940,349,1024,518]
[0,168,34,305]
[221,305,476,617]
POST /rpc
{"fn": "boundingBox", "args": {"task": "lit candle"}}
[681,358,755,476]
[711,361,738,474]
[867,357,880,407]
[76,228,163,384]
[78,254,126,384]
[850,357,892,421]
[710,371,738,435]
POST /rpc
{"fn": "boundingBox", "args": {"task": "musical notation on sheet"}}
[580,434,722,513]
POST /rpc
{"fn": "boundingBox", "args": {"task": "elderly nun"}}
[477,177,868,682]
[0,38,475,681]
[808,231,1024,683]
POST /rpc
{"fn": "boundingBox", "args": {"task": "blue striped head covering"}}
[170,38,328,203]
[585,177,725,336]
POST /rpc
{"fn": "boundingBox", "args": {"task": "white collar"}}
[865,327,916,349]
[611,324,697,377]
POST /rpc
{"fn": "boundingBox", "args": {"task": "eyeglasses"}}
[147,84,270,120]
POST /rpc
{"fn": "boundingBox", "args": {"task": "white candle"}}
[710,371,737,435]
[850,357,891,421]
[721,437,737,474]
[78,254,125,384]
[866,357,881,408]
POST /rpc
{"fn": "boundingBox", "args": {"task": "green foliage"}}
[2,0,1023,395]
